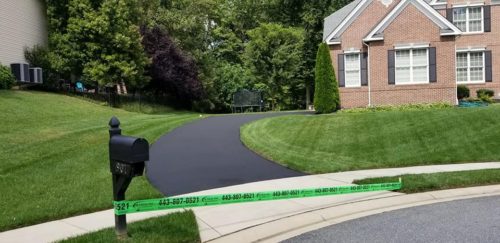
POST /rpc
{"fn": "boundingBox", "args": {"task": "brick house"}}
[323,0,500,108]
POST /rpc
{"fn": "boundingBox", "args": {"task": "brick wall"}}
[370,4,457,106]
[330,0,399,108]
[448,0,500,98]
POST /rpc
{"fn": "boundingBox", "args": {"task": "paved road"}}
[146,112,306,196]
[285,195,500,243]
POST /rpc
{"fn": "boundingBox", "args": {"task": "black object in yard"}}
[29,68,43,83]
[108,117,149,238]
[10,63,30,82]
[232,89,264,113]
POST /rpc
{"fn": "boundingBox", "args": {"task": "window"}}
[456,51,484,83]
[395,49,428,84]
[453,7,483,33]
[344,53,361,87]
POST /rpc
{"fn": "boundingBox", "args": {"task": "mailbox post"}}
[108,117,149,238]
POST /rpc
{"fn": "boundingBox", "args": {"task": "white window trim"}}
[394,43,430,50]
[453,6,484,33]
[395,48,429,85]
[343,48,361,54]
[344,53,361,88]
[456,47,486,52]
[456,51,486,84]
[452,2,484,8]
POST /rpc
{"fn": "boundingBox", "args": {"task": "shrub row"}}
[457,85,495,104]
[340,102,453,113]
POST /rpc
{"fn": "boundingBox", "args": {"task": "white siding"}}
[0,0,48,65]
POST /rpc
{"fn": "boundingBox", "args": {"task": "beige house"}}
[324,0,500,108]
[0,0,48,65]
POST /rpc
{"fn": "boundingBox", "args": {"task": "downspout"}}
[454,34,461,106]
[455,42,458,105]
[363,41,372,107]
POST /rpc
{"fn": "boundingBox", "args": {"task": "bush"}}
[0,64,15,89]
[478,94,494,104]
[457,85,470,100]
[340,102,453,113]
[24,45,59,88]
[314,43,339,113]
[477,89,494,98]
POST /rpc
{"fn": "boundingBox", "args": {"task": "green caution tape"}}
[114,180,402,215]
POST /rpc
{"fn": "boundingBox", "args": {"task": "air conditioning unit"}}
[29,68,43,83]
[10,63,31,82]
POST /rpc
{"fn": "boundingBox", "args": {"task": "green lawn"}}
[61,211,200,243]
[0,90,200,231]
[354,169,500,193]
[241,105,500,174]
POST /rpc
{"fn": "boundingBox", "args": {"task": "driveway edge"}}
[207,185,500,243]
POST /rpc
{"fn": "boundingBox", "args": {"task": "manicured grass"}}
[119,101,178,114]
[354,169,500,193]
[61,211,200,243]
[241,105,500,174]
[0,91,200,231]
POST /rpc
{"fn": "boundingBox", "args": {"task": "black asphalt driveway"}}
[286,195,500,243]
[146,112,306,196]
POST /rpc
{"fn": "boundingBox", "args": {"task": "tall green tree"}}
[301,0,344,107]
[243,23,304,110]
[153,0,217,61]
[211,62,253,111]
[266,0,351,108]
[45,0,151,87]
[314,43,339,113]
[85,0,149,87]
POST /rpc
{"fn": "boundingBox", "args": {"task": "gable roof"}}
[323,0,370,44]
[364,0,461,42]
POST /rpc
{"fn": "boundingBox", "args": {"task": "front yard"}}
[241,105,500,174]
[0,91,200,231]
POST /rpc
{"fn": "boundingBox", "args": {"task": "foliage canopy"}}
[41,0,352,111]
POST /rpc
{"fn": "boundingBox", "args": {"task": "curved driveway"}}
[146,112,306,196]
[286,195,500,243]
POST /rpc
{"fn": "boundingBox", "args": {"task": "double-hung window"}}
[395,49,428,84]
[344,53,361,87]
[456,51,484,83]
[453,7,483,33]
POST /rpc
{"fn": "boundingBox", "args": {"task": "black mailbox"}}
[108,116,151,238]
[109,135,149,177]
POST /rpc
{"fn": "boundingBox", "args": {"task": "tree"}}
[153,0,218,61]
[45,0,149,88]
[243,23,304,110]
[314,43,339,113]
[141,26,204,107]
[211,62,253,111]
[300,0,342,107]
[80,0,149,87]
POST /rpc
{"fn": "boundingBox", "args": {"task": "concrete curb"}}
[207,185,500,243]
[1,162,500,243]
